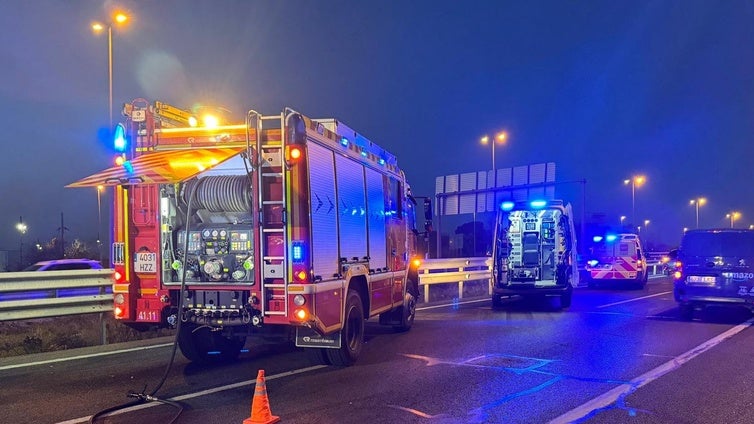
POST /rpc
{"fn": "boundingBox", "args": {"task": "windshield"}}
[681,231,754,257]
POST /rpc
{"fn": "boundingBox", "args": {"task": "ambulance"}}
[585,233,648,288]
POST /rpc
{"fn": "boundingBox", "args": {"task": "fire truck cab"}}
[490,199,578,309]
[69,99,429,365]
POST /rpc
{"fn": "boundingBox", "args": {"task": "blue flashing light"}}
[587,259,599,267]
[360,150,368,157]
[122,160,134,174]
[530,200,548,209]
[340,137,349,147]
[113,123,127,152]
[378,158,386,165]
[500,201,515,211]
[593,236,603,243]
[605,234,618,242]
[292,241,304,262]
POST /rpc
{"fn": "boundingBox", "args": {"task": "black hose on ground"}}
[88,180,200,424]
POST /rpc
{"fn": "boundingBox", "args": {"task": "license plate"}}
[135,252,157,273]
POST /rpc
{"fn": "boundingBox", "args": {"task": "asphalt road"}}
[2,275,752,424]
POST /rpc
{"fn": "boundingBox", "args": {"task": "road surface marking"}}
[0,343,175,371]
[55,365,327,424]
[597,291,671,308]
[549,317,754,423]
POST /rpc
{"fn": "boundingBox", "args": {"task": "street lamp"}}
[480,131,508,171]
[16,216,27,267]
[726,211,741,228]
[623,175,646,227]
[644,219,650,240]
[689,197,706,229]
[620,215,626,227]
[92,12,129,129]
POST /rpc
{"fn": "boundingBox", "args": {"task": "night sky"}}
[1,0,753,257]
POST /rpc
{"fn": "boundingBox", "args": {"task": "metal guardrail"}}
[418,257,492,303]
[0,269,113,321]
[0,259,667,320]
[417,257,666,303]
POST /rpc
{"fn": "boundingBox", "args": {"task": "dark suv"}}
[673,229,754,320]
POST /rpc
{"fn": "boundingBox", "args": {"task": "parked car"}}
[23,258,103,271]
[674,229,754,320]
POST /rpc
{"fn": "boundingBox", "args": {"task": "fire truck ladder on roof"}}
[250,110,288,317]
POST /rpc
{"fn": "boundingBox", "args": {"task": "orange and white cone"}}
[243,370,280,424]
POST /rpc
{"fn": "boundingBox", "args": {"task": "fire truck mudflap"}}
[68,100,429,366]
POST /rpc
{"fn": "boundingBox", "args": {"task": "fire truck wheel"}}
[393,290,417,332]
[305,348,332,366]
[326,289,364,366]
[560,291,572,309]
[178,323,245,363]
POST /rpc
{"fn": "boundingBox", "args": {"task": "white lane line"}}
[0,343,175,371]
[597,291,671,308]
[55,364,327,424]
[549,317,754,424]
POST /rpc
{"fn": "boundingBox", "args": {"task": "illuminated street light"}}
[16,216,27,267]
[620,215,626,227]
[689,197,706,229]
[623,175,646,226]
[726,211,741,228]
[480,131,508,171]
[91,12,129,130]
[643,220,650,243]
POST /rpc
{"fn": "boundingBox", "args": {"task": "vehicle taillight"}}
[114,306,125,318]
[294,308,309,321]
[285,145,305,165]
[113,266,126,283]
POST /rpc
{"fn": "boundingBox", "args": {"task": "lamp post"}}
[480,131,508,172]
[726,211,741,228]
[620,215,626,228]
[644,219,650,243]
[92,12,128,130]
[689,197,706,229]
[16,216,27,268]
[623,175,646,227]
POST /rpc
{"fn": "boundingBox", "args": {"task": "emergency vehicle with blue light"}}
[584,233,648,288]
[68,99,429,365]
[490,199,578,308]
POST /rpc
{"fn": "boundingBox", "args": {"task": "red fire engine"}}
[69,99,429,365]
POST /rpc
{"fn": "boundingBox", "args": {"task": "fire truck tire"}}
[178,323,245,363]
[560,291,572,309]
[326,290,364,366]
[392,290,417,332]
[305,348,332,366]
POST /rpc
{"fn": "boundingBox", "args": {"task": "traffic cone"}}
[243,370,280,424]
